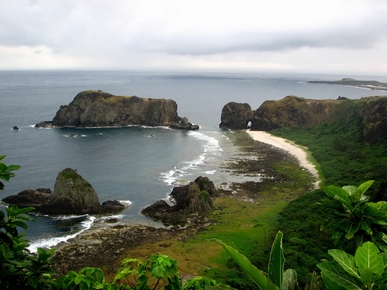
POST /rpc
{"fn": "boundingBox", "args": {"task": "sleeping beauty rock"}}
[40,168,101,214]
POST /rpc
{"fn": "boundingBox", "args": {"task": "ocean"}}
[1,70,386,251]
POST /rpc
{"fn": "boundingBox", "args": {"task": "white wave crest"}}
[27,215,96,253]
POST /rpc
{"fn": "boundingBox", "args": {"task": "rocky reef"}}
[220,95,387,144]
[2,168,126,215]
[142,176,218,227]
[35,90,198,130]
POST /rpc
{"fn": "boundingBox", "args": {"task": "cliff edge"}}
[220,95,387,144]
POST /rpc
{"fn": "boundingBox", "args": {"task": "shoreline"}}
[50,129,318,276]
[247,130,320,188]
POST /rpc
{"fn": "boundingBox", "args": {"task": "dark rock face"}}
[224,95,387,144]
[2,169,127,215]
[35,90,198,130]
[40,168,101,214]
[2,189,52,208]
[362,97,387,144]
[100,200,126,214]
[142,176,218,226]
[219,102,254,129]
[169,117,199,130]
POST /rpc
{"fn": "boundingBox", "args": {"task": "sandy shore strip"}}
[247,130,320,188]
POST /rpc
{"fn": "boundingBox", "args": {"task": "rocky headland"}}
[35,90,199,130]
[308,78,387,91]
[220,95,387,144]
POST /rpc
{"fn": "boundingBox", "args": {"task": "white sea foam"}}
[27,215,96,253]
[159,131,223,186]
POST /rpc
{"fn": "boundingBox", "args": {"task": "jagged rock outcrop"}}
[141,176,218,226]
[219,102,254,129]
[40,168,101,214]
[2,169,126,215]
[221,95,387,144]
[35,90,198,130]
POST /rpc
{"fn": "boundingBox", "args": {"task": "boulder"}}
[219,102,254,129]
[40,168,101,214]
[101,200,127,214]
[142,176,218,226]
[2,189,52,208]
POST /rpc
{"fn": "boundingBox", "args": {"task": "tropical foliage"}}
[318,241,387,289]
[321,180,387,251]
[219,231,299,290]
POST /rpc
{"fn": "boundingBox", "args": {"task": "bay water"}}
[0,70,386,251]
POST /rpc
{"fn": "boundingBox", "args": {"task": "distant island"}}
[308,78,387,91]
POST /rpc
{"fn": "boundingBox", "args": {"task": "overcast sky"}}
[1,0,386,74]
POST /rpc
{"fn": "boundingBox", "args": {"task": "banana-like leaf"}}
[317,261,363,290]
[328,249,360,279]
[355,242,384,276]
[268,231,285,288]
[218,240,279,290]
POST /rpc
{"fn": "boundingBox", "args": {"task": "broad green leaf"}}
[343,185,357,196]
[356,180,374,196]
[219,240,279,290]
[358,267,382,285]
[282,269,297,290]
[369,201,387,212]
[328,249,360,279]
[324,185,353,211]
[6,164,21,171]
[317,261,363,290]
[355,242,384,275]
[152,265,165,278]
[360,221,373,236]
[268,231,285,288]
[344,222,360,240]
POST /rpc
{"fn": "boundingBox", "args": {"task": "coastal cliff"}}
[220,95,387,144]
[36,90,198,129]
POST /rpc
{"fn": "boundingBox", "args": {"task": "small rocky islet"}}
[34,90,199,130]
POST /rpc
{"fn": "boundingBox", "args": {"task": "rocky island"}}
[35,90,199,130]
[2,168,127,215]
[308,78,387,91]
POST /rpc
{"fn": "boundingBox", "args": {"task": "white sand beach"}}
[247,130,320,188]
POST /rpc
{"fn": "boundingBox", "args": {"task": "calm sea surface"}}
[1,70,386,250]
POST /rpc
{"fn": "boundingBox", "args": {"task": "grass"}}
[111,130,317,283]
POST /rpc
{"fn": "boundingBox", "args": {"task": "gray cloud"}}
[0,0,386,73]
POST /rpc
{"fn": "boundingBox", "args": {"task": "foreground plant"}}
[0,155,21,190]
[219,231,299,290]
[317,241,387,289]
[321,180,387,251]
